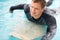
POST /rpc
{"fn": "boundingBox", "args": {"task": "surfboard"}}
[9,13,47,40]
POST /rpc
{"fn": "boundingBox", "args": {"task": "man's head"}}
[30,0,46,19]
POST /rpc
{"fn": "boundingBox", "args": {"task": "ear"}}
[41,8,45,12]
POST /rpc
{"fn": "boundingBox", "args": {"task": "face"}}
[30,1,44,19]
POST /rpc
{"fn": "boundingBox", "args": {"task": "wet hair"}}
[32,0,46,9]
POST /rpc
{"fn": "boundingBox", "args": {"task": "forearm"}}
[9,4,26,13]
[41,25,57,40]
[11,4,25,9]
[46,0,54,7]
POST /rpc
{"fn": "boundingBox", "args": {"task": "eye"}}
[35,8,39,10]
[31,6,33,8]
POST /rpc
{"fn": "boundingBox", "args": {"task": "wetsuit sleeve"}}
[9,4,26,13]
[46,0,54,7]
[41,16,57,40]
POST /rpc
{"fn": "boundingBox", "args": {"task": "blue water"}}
[0,0,60,40]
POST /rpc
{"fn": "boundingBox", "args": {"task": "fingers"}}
[9,7,14,13]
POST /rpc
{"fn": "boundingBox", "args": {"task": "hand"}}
[41,35,47,40]
[9,6,14,13]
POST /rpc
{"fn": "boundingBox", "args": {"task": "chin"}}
[32,15,37,18]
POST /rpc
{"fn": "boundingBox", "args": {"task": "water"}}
[0,0,60,40]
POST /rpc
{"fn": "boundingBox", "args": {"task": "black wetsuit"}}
[9,0,57,39]
[46,0,54,7]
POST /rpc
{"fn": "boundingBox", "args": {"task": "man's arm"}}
[9,4,26,13]
[41,16,57,40]
[46,0,54,7]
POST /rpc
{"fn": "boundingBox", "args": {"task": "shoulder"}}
[44,8,56,16]
[43,8,56,25]
[24,4,30,13]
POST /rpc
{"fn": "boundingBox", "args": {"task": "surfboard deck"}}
[9,14,47,40]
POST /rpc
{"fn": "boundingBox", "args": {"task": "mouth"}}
[32,12,36,14]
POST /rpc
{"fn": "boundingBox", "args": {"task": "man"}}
[9,0,57,40]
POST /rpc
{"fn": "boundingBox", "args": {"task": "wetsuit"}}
[46,0,54,7]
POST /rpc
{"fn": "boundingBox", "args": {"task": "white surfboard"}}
[9,13,47,40]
